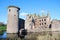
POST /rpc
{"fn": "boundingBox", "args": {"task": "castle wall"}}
[52,20,60,31]
[18,18,25,30]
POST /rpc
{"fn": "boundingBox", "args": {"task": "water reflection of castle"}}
[7,6,60,34]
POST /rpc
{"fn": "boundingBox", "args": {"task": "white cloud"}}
[20,12,28,16]
[40,10,45,13]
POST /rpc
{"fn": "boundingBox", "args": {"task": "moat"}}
[0,31,60,40]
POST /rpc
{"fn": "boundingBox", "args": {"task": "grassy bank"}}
[24,32,60,40]
[0,26,6,30]
[0,26,6,35]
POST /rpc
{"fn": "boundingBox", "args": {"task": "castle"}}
[25,12,51,32]
[7,6,60,37]
[25,12,60,32]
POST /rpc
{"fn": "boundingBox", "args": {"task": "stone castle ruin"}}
[25,11,60,32]
[25,12,51,32]
[7,6,60,38]
[25,12,60,32]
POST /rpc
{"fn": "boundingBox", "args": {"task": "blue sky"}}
[0,0,60,24]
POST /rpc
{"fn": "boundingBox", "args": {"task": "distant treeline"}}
[0,22,6,26]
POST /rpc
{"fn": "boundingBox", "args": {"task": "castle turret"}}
[37,13,40,18]
[47,10,50,17]
[7,6,20,33]
[42,10,45,17]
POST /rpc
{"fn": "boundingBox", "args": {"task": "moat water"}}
[0,31,60,40]
[0,32,6,38]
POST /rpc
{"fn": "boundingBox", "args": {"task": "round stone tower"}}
[7,6,20,38]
